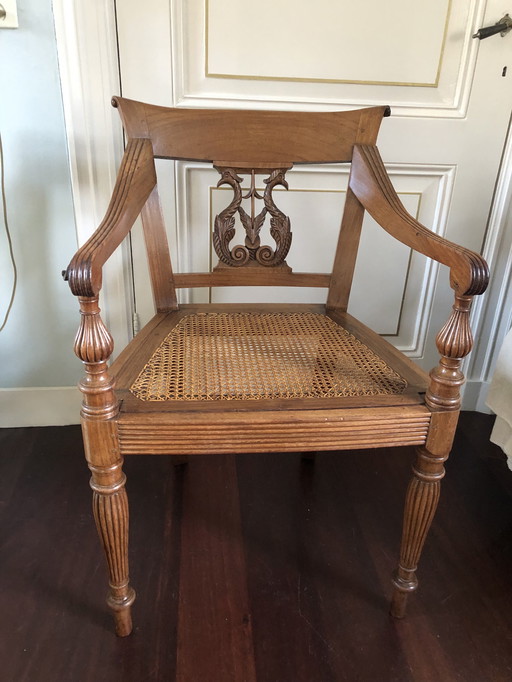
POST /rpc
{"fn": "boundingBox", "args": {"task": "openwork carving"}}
[213,168,292,267]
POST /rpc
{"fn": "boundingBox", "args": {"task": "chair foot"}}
[390,569,418,618]
[390,591,408,619]
[108,586,136,636]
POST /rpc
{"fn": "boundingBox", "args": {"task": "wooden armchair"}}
[64,98,488,637]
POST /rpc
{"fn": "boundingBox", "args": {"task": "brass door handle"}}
[0,5,6,20]
[473,13,512,39]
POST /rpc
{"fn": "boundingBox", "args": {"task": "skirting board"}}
[0,382,492,428]
[0,387,81,427]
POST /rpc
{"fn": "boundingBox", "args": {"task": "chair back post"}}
[326,105,391,311]
[140,187,178,312]
[113,97,178,313]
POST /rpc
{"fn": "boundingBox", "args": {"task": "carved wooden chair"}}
[64,98,488,636]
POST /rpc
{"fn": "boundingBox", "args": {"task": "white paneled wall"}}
[178,0,481,116]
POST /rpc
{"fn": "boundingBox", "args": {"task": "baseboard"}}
[0,382,493,427]
[0,387,81,427]
[462,380,493,413]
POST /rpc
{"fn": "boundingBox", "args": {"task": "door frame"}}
[52,0,512,408]
[53,0,133,350]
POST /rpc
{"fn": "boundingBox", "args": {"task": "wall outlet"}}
[0,0,18,28]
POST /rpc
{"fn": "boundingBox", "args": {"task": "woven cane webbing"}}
[130,312,408,401]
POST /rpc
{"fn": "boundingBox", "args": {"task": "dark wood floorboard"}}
[1,412,512,681]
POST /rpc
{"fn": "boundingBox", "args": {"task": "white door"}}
[114,0,512,374]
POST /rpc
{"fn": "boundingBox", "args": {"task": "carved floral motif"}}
[213,167,292,267]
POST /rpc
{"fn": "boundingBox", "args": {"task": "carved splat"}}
[213,167,292,268]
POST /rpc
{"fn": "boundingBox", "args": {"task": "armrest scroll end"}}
[450,251,489,297]
[64,255,101,298]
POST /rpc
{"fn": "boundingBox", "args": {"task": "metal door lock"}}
[473,13,512,39]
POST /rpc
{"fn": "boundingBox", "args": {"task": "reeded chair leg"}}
[73,296,136,635]
[89,459,135,636]
[391,295,474,617]
[390,443,447,618]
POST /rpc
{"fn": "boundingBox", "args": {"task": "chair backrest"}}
[113,97,390,310]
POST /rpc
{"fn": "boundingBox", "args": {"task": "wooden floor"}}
[1,412,512,681]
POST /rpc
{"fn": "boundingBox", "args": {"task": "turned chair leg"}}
[73,296,136,635]
[390,443,447,618]
[391,295,474,617]
[89,459,136,636]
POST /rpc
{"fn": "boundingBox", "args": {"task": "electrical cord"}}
[0,132,17,332]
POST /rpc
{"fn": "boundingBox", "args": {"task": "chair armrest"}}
[350,144,489,297]
[64,137,156,297]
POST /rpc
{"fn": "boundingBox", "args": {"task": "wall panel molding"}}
[174,160,455,357]
[467,118,512,388]
[172,0,483,118]
[206,0,450,87]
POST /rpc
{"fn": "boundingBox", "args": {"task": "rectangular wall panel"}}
[208,0,449,86]
[172,0,482,116]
